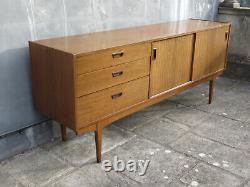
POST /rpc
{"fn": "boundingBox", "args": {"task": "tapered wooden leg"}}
[60,124,67,142]
[95,125,103,163]
[209,79,215,104]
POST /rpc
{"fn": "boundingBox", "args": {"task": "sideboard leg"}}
[95,126,103,163]
[60,124,67,142]
[209,79,215,104]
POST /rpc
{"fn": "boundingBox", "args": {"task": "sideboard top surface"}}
[31,19,230,56]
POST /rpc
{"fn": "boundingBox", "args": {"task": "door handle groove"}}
[225,31,229,41]
[153,48,157,61]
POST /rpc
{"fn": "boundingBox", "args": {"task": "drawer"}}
[76,43,151,74]
[76,76,149,128]
[76,58,150,97]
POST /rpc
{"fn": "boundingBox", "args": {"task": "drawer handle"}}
[112,71,123,77]
[112,51,124,58]
[111,92,123,100]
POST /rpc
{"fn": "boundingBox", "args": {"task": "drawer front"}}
[76,76,149,128]
[76,43,151,74]
[76,58,150,97]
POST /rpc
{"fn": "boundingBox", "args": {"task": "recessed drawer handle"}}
[112,51,124,58]
[111,92,123,100]
[112,71,123,77]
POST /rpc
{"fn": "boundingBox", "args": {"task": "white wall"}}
[0,0,219,135]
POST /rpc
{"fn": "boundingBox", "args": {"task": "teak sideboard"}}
[29,19,231,163]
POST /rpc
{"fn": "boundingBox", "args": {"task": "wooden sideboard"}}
[29,19,231,163]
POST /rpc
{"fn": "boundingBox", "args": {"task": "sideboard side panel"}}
[29,43,76,131]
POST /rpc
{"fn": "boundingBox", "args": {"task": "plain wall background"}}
[241,0,250,7]
[0,0,220,136]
